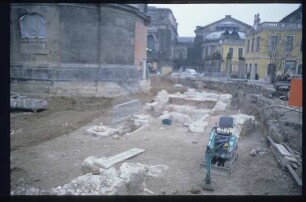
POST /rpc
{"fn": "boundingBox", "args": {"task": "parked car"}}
[200,73,206,77]
[170,71,181,77]
[181,69,199,78]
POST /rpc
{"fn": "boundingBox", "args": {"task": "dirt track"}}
[10,76,302,195]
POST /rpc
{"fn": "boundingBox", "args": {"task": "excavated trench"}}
[10,76,302,195]
[170,76,302,153]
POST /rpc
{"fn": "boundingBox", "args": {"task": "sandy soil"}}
[10,77,302,195]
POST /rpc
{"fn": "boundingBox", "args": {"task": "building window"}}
[297,64,302,75]
[179,52,183,59]
[238,48,243,58]
[285,36,294,52]
[251,38,255,52]
[228,48,233,59]
[19,13,46,38]
[249,63,252,73]
[256,36,260,52]
[301,38,302,52]
[284,60,297,75]
[247,39,250,52]
[147,35,155,53]
[255,63,258,73]
[268,36,278,52]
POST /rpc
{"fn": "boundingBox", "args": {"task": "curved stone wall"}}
[10,3,150,96]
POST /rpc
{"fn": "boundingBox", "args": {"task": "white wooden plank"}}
[95,148,145,169]
[274,143,292,157]
[286,164,302,186]
[284,156,298,164]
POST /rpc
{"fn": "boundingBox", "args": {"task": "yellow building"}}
[195,15,251,76]
[219,36,245,77]
[244,7,302,81]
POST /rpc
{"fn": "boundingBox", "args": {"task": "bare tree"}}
[263,34,299,80]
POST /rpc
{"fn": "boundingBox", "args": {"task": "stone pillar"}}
[226,58,231,78]
[250,63,255,80]
[142,58,147,79]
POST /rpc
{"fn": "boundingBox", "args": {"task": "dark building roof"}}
[196,15,252,31]
[279,5,302,23]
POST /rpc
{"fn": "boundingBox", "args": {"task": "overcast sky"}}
[150,4,301,37]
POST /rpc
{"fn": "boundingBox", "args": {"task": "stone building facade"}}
[10,3,150,97]
[194,15,252,76]
[173,37,196,71]
[146,6,178,74]
[244,6,302,82]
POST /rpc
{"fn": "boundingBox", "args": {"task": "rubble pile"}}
[10,94,48,112]
[231,114,256,138]
[49,162,168,195]
[50,167,127,195]
[131,114,151,127]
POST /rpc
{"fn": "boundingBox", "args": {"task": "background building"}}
[173,37,195,71]
[194,15,252,76]
[244,6,302,82]
[10,3,150,97]
[146,6,178,75]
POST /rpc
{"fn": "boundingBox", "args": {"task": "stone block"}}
[10,97,48,111]
[81,156,102,175]
[119,163,148,194]
[249,149,256,156]
[189,120,208,133]
[94,148,145,169]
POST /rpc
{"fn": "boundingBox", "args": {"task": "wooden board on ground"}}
[274,143,292,157]
[96,148,145,169]
[284,156,299,164]
[286,164,302,186]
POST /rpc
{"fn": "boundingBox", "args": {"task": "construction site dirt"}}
[10,76,302,195]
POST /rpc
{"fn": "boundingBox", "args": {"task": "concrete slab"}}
[110,99,141,124]
[274,143,292,157]
[95,148,145,169]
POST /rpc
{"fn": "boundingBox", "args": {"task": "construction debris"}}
[93,148,145,169]
[255,147,263,153]
[267,136,302,186]
[189,119,208,133]
[119,162,148,194]
[50,168,127,195]
[249,149,257,157]
[81,156,105,175]
[112,135,120,139]
[147,165,169,177]
[231,114,255,138]
[146,90,169,112]
[11,186,45,195]
[10,94,48,112]
[49,162,168,195]
[86,125,118,137]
